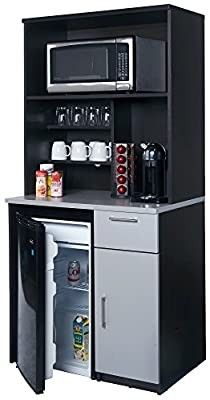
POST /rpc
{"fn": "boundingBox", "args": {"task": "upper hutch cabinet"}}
[23,5,204,204]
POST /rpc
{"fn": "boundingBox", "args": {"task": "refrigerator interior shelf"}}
[56,305,89,314]
[55,359,89,377]
[57,241,90,251]
[63,282,89,292]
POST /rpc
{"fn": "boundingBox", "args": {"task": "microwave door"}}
[47,40,117,92]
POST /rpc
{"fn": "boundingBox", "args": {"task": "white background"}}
[0,0,209,398]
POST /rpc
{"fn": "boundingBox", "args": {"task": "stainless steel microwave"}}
[47,37,166,93]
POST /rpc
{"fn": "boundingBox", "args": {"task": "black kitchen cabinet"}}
[7,3,205,396]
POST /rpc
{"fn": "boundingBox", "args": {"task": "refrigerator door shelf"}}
[46,233,58,271]
[45,233,57,379]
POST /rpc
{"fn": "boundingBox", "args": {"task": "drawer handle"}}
[101,296,107,329]
[109,216,138,223]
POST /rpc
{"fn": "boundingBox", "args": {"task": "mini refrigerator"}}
[16,214,91,393]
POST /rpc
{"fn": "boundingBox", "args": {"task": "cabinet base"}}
[95,372,160,394]
[95,358,206,395]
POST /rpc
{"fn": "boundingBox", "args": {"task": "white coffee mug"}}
[89,141,112,162]
[51,141,71,160]
[71,141,92,161]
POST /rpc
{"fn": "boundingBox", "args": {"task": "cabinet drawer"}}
[94,211,159,253]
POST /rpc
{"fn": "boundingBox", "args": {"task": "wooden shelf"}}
[46,160,111,166]
[47,124,110,131]
[27,92,168,101]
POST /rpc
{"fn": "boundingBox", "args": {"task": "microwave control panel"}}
[117,44,129,81]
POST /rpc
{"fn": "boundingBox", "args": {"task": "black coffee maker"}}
[130,142,167,203]
[141,143,166,202]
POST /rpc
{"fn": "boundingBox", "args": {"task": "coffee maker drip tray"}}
[131,193,167,204]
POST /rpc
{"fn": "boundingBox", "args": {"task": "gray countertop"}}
[6,190,205,215]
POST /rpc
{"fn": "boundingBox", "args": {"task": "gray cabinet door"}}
[95,248,159,384]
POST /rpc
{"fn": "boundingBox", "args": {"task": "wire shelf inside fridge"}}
[56,304,89,314]
[63,281,89,292]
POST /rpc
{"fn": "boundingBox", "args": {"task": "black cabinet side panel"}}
[159,203,205,391]
[9,205,18,362]
[168,10,204,203]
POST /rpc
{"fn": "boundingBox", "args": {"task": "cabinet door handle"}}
[109,216,138,223]
[101,296,107,329]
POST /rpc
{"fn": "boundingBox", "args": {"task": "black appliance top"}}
[22,5,203,24]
